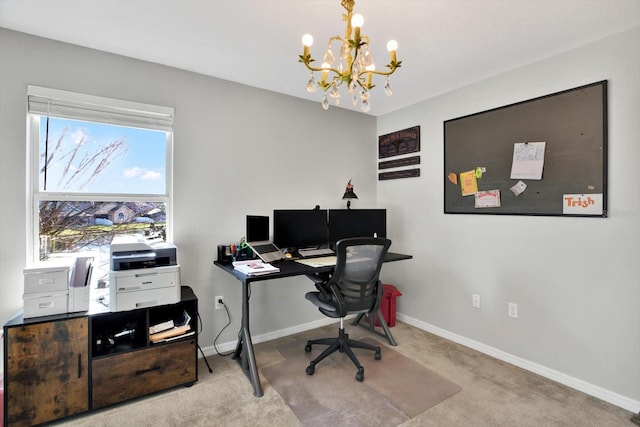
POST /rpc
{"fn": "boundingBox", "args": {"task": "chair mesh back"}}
[334,238,391,313]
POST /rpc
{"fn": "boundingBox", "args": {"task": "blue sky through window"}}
[39,116,167,194]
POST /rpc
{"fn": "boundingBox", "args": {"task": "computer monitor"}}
[273,209,328,249]
[328,209,387,247]
[246,215,270,242]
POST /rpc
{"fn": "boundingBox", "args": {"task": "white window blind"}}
[27,86,174,132]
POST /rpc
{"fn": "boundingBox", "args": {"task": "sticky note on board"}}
[460,170,478,196]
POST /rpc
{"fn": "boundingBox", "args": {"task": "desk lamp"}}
[342,179,358,209]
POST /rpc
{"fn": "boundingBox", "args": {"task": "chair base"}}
[305,319,381,382]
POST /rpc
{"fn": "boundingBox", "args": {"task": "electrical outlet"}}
[508,302,518,318]
[215,295,224,310]
[472,294,481,308]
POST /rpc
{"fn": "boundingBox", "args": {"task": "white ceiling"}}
[1,0,639,116]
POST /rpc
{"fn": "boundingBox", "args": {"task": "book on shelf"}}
[160,330,195,343]
[149,310,192,343]
[149,324,191,342]
[232,260,280,276]
[149,319,174,335]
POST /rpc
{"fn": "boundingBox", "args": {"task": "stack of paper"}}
[149,310,193,343]
[149,324,192,342]
[233,260,280,276]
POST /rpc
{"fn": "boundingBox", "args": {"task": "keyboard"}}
[298,248,335,257]
[296,256,337,267]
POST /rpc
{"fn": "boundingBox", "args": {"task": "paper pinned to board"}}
[475,190,501,208]
[460,170,478,196]
[510,141,546,180]
[563,193,603,215]
[510,180,527,196]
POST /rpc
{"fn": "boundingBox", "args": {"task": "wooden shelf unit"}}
[3,286,198,427]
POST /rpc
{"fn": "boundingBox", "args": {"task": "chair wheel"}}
[305,342,312,352]
[355,368,364,382]
[375,347,381,360]
[306,363,315,375]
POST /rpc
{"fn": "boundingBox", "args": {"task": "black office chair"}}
[304,237,391,381]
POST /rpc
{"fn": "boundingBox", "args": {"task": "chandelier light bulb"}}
[302,34,314,47]
[302,34,314,57]
[351,14,364,28]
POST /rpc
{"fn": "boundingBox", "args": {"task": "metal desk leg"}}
[231,278,263,397]
[352,310,397,346]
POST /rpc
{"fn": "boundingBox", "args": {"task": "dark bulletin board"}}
[444,81,607,217]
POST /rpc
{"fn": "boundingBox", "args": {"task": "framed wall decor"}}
[378,126,420,159]
[378,126,421,180]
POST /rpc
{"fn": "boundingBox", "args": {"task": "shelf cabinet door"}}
[5,317,89,426]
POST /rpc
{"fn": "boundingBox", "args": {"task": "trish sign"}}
[563,194,603,216]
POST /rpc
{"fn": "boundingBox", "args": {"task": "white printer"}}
[109,236,180,312]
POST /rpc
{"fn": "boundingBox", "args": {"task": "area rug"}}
[261,336,462,426]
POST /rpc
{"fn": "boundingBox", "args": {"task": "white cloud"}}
[141,170,161,180]
[123,166,142,178]
[123,167,161,180]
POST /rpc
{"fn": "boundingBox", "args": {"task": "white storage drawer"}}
[24,265,70,294]
[23,292,69,318]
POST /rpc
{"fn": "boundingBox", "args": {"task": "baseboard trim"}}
[397,313,640,414]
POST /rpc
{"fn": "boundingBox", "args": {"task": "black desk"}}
[214,252,412,397]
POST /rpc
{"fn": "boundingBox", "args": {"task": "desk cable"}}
[213,299,234,357]
[197,312,214,373]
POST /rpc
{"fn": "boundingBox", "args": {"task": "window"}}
[27,86,174,265]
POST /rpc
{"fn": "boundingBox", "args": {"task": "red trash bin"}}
[377,284,402,327]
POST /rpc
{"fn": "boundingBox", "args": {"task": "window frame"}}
[26,86,174,263]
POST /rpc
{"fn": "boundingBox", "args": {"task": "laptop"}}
[245,215,285,263]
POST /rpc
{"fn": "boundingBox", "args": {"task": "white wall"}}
[0,28,376,358]
[377,26,640,410]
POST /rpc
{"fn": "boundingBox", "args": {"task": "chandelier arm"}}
[357,67,399,78]
[301,61,345,76]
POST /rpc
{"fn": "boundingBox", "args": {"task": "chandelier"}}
[299,0,401,112]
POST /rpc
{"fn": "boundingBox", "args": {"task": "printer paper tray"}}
[111,266,179,293]
[109,265,180,311]
[112,286,180,311]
